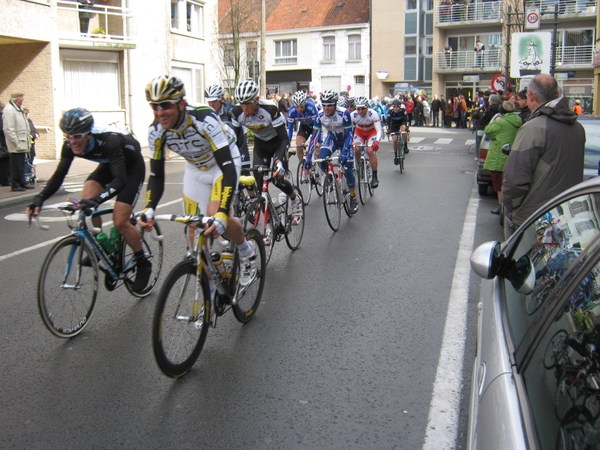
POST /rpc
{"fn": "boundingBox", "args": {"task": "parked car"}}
[469,176,600,449]
[476,117,600,195]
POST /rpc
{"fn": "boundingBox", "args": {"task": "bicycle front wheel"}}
[399,146,405,174]
[152,259,210,378]
[245,197,276,265]
[366,161,374,196]
[358,159,368,205]
[285,193,305,250]
[313,166,323,197]
[296,162,312,205]
[232,228,266,323]
[323,173,341,231]
[122,221,164,298]
[38,236,98,338]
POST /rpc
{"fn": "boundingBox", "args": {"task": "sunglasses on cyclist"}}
[64,132,90,142]
[322,103,336,107]
[240,101,255,106]
[150,100,179,111]
[357,107,367,111]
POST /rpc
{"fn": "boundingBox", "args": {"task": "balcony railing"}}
[57,1,135,44]
[524,0,597,16]
[434,48,503,72]
[436,1,503,26]
[556,45,594,67]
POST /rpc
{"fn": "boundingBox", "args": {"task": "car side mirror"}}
[506,254,535,295]
[471,241,502,279]
[501,143,511,156]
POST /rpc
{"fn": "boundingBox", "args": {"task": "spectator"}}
[78,0,95,35]
[484,101,522,215]
[404,96,414,125]
[458,94,468,128]
[414,97,424,127]
[431,95,442,127]
[474,40,485,67]
[24,108,39,165]
[278,92,290,121]
[516,88,531,123]
[444,44,453,68]
[0,102,10,186]
[475,94,500,155]
[2,92,33,192]
[571,99,583,115]
[502,74,585,233]
[444,99,454,127]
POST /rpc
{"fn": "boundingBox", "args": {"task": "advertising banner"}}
[510,32,552,78]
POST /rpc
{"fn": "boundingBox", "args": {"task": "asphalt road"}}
[0,127,502,449]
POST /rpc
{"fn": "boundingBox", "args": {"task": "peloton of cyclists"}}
[139,75,256,284]
[305,89,358,213]
[350,96,383,189]
[286,90,318,162]
[26,108,152,293]
[230,80,303,222]
[386,98,410,166]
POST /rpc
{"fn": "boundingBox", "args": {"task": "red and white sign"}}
[525,7,540,30]
[490,74,512,93]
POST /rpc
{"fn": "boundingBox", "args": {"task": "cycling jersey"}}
[231,100,286,142]
[39,127,144,206]
[146,106,239,219]
[350,108,382,144]
[210,103,250,168]
[286,102,318,142]
[387,106,408,132]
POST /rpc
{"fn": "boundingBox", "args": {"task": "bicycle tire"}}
[357,159,368,205]
[122,221,164,298]
[296,162,312,205]
[312,166,323,197]
[284,191,305,250]
[399,146,405,174]
[38,236,98,338]
[543,329,570,370]
[284,168,294,187]
[245,197,276,265]
[555,371,589,423]
[232,227,266,323]
[341,170,352,217]
[152,259,210,378]
[323,173,341,231]
[366,160,374,196]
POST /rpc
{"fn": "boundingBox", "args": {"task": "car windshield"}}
[505,193,600,347]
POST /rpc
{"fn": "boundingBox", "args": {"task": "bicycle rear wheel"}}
[232,228,266,323]
[357,159,367,205]
[296,162,311,205]
[38,236,98,338]
[399,145,405,174]
[323,173,341,231]
[122,221,164,298]
[341,171,352,217]
[245,197,276,265]
[152,259,210,378]
[312,166,323,197]
[285,193,305,250]
[366,160,374,196]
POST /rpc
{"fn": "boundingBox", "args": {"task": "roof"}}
[267,0,369,31]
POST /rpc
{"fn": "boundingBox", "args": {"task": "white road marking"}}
[409,137,425,143]
[465,139,475,146]
[0,198,183,262]
[422,183,479,450]
[434,138,453,144]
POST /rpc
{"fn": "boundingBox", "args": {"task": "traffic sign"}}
[490,74,512,93]
[525,7,540,29]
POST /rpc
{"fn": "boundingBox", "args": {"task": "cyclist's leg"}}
[80,168,106,229]
[367,134,379,188]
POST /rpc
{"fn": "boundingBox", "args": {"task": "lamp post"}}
[260,0,266,98]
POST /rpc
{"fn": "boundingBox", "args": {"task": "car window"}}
[521,254,600,449]
[505,193,600,346]
[583,122,600,174]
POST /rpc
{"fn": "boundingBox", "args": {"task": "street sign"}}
[525,7,540,29]
[490,74,512,93]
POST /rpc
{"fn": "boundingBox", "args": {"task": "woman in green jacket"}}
[484,101,522,214]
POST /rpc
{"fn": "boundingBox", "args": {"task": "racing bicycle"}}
[295,142,323,205]
[354,143,373,205]
[390,131,407,174]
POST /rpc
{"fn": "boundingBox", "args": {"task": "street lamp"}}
[376,71,389,80]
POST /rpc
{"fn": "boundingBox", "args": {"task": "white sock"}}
[237,240,253,257]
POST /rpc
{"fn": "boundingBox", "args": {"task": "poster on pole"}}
[510,32,552,78]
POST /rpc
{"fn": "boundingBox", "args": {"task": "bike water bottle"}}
[109,226,120,253]
[210,251,226,276]
[96,231,114,254]
[221,252,233,278]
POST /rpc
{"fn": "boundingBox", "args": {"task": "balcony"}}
[57,1,135,48]
[525,0,597,18]
[434,48,503,73]
[555,45,595,68]
[436,1,503,27]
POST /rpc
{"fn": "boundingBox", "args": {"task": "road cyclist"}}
[387,98,410,166]
[286,90,318,163]
[231,80,303,230]
[26,107,153,295]
[350,96,383,189]
[305,89,358,214]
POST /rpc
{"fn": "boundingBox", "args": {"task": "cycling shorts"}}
[86,157,145,207]
[389,120,406,133]
[297,123,313,140]
[352,127,378,147]
[181,157,241,216]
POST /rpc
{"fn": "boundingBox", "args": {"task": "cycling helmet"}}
[292,90,307,107]
[205,84,225,101]
[145,75,186,103]
[320,90,338,104]
[60,107,94,135]
[345,97,356,108]
[337,97,347,108]
[355,96,369,108]
[235,80,259,104]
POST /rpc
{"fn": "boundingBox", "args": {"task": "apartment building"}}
[372,0,597,112]
[1,0,218,158]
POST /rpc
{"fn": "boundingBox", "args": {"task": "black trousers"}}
[10,152,26,188]
[0,155,10,186]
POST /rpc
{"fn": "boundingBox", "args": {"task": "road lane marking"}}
[434,138,453,144]
[0,198,183,263]
[422,183,479,450]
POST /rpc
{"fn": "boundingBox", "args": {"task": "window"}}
[172,65,204,105]
[355,75,365,84]
[424,37,433,55]
[348,35,361,60]
[224,43,234,67]
[405,12,417,34]
[246,41,258,61]
[323,36,335,62]
[274,39,297,64]
[405,37,417,55]
[171,0,204,36]
[406,0,417,10]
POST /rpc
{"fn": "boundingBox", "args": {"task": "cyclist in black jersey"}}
[387,99,410,165]
[26,107,151,293]
[231,80,303,220]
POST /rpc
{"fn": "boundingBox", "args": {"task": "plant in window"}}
[91,27,106,38]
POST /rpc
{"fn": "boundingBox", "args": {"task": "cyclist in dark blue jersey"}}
[286,90,318,162]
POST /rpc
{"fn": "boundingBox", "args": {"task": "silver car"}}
[469,176,600,449]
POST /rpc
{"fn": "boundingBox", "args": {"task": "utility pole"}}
[260,0,266,98]
[505,6,524,92]
[539,4,559,76]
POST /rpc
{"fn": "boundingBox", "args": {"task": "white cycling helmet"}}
[145,75,186,103]
[337,97,347,108]
[355,96,369,108]
[205,84,225,102]
[292,90,307,107]
[235,80,259,104]
[320,90,338,105]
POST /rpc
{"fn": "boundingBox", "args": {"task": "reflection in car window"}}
[523,255,600,449]
[505,193,600,346]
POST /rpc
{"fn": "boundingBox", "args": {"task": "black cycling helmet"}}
[145,75,186,103]
[60,108,94,135]
[346,97,356,107]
